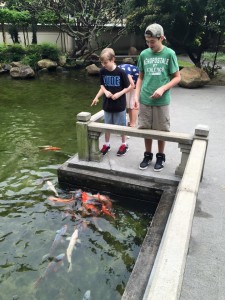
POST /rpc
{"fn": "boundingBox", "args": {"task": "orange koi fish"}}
[84,203,100,216]
[39,145,61,151]
[93,193,112,209]
[101,204,115,219]
[81,192,93,203]
[48,195,75,203]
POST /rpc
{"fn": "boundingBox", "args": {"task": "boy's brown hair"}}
[100,48,115,62]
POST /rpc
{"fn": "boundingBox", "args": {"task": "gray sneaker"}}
[139,152,153,170]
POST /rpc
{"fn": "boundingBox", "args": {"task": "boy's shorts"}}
[104,110,126,126]
[126,89,136,109]
[138,103,170,131]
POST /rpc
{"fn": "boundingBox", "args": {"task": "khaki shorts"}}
[126,89,136,109]
[138,103,170,131]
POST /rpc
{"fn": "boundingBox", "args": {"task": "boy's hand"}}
[133,100,139,110]
[150,86,166,99]
[105,90,113,98]
[111,92,120,100]
[91,98,99,106]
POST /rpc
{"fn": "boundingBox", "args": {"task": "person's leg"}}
[113,110,129,156]
[129,108,139,127]
[100,112,112,155]
[158,140,165,153]
[145,138,153,153]
[105,132,110,143]
[152,106,169,171]
[138,105,154,169]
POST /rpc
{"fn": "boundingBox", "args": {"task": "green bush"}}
[38,43,61,61]
[5,44,25,61]
[0,43,25,62]
[0,43,61,66]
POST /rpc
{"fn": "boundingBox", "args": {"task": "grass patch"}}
[178,59,194,68]
[202,52,225,64]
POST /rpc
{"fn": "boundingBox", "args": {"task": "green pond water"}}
[0,71,157,300]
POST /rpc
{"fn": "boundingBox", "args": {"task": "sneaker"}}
[117,144,129,156]
[154,153,166,172]
[139,152,153,170]
[100,144,111,155]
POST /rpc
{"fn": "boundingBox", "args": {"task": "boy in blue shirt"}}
[91,48,132,156]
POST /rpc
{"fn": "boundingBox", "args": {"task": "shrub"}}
[0,43,25,62]
[38,43,61,61]
[5,44,25,61]
[0,43,62,67]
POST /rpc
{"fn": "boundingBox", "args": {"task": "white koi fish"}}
[47,180,59,197]
[42,224,67,261]
[83,290,91,300]
[66,228,80,272]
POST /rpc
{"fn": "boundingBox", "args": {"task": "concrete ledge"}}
[142,139,207,300]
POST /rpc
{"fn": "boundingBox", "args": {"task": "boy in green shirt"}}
[134,23,181,171]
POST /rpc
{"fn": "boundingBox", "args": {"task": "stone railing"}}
[76,111,209,177]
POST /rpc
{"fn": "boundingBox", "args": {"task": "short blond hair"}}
[100,48,115,62]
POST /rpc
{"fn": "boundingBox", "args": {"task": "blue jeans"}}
[104,110,126,126]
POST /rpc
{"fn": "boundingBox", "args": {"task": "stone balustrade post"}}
[76,112,91,161]
[175,124,209,177]
[193,124,209,181]
[89,131,102,162]
[175,143,192,176]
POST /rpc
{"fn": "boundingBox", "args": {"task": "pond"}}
[0,71,157,300]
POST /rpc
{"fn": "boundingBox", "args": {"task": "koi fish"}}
[34,253,65,288]
[81,191,91,203]
[39,146,61,151]
[66,228,80,272]
[46,180,59,197]
[93,193,112,209]
[42,225,67,260]
[101,204,115,219]
[83,290,91,300]
[48,195,75,203]
[83,203,100,216]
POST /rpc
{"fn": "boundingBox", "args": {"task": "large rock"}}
[0,63,11,73]
[86,64,100,75]
[179,66,210,88]
[37,59,57,69]
[10,65,35,79]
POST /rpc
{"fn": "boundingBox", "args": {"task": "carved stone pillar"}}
[175,143,192,176]
[76,112,91,161]
[89,131,102,162]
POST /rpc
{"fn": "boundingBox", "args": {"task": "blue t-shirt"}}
[118,64,139,85]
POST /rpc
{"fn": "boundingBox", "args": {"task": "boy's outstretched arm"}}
[91,86,104,106]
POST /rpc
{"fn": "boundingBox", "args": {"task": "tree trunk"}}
[31,22,37,44]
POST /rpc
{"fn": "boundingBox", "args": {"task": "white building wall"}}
[0,25,145,54]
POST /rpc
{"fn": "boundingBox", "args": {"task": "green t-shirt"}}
[138,46,179,106]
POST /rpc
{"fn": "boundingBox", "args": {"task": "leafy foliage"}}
[126,0,225,67]
[0,44,26,62]
[0,43,61,67]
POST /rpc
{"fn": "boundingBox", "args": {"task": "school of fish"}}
[33,180,115,299]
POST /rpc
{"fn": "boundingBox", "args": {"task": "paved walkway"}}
[102,84,225,299]
[171,85,225,300]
